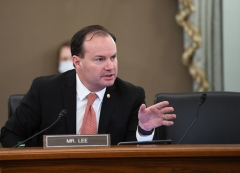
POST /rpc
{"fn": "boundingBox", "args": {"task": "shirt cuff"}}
[136,126,155,141]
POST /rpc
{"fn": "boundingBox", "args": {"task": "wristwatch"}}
[138,125,154,135]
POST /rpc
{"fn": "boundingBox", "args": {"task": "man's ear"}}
[72,55,82,70]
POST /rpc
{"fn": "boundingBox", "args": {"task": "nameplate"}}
[43,134,110,148]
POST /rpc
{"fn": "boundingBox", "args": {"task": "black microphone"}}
[13,109,67,148]
[178,93,207,144]
[199,93,207,105]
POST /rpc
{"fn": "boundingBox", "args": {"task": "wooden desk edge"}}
[1,144,240,161]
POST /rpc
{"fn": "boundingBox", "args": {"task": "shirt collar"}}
[76,74,106,101]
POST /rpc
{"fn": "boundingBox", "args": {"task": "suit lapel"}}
[61,70,76,134]
[98,85,117,134]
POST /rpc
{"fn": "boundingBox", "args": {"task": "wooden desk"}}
[0,145,240,172]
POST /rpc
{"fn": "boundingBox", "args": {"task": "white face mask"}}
[58,60,75,73]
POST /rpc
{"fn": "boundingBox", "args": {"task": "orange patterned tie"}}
[80,93,98,134]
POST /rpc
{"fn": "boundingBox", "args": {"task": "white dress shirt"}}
[76,74,154,141]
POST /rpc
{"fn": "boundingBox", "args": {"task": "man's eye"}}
[97,58,103,61]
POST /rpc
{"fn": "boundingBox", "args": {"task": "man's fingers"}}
[161,114,176,126]
[162,114,176,120]
[139,104,146,114]
[155,101,169,109]
[162,120,174,126]
[160,107,174,114]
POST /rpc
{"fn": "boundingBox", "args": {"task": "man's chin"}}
[102,79,115,87]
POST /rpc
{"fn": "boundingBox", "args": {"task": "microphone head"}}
[199,93,207,105]
[59,109,67,118]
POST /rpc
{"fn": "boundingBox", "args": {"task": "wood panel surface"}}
[1,145,240,172]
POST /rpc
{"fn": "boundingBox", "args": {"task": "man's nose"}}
[105,60,114,70]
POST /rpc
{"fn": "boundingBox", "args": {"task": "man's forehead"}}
[83,34,115,49]
[84,32,109,41]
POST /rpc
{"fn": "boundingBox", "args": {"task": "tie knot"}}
[87,93,98,106]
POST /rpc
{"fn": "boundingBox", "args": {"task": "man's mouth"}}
[105,74,113,77]
[103,74,115,79]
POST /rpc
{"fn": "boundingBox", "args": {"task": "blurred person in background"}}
[57,41,74,73]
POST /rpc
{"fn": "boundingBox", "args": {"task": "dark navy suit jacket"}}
[1,70,145,147]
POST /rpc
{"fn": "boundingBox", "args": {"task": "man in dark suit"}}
[1,25,176,147]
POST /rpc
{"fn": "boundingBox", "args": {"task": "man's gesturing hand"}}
[138,101,176,132]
